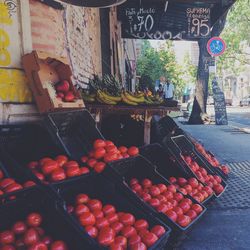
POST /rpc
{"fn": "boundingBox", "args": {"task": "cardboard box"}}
[22,51,85,113]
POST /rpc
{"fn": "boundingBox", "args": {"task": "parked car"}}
[240,96,250,106]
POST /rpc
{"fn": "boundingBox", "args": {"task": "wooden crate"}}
[22,51,85,113]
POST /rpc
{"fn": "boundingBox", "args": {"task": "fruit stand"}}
[86,104,181,145]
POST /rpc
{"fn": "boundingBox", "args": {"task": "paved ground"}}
[175,121,250,250]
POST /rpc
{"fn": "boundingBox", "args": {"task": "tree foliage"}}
[217,0,250,76]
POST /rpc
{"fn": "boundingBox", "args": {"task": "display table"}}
[86,104,181,145]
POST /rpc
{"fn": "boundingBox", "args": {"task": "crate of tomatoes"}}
[56,174,171,250]
[104,156,206,245]
[0,187,93,250]
[140,144,215,205]
[163,135,227,198]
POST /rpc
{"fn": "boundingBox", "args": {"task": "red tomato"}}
[94,148,106,159]
[142,232,158,247]
[24,228,39,246]
[169,177,177,183]
[23,181,36,188]
[50,241,68,250]
[105,140,114,147]
[5,183,23,193]
[66,166,80,178]
[148,198,160,208]
[94,162,106,173]
[130,242,147,250]
[75,193,89,204]
[0,170,5,179]
[0,230,15,245]
[163,190,174,200]
[200,190,209,199]
[114,236,127,248]
[131,183,142,193]
[34,172,45,182]
[75,204,90,216]
[79,167,90,175]
[27,213,42,227]
[203,186,213,196]
[105,145,118,155]
[156,195,167,203]
[12,221,27,235]
[94,139,106,149]
[109,243,123,250]
[119,213,135,226]
[93,210,104,219]
[27,161,38,170]
[138,229,149,238]
[167,184,177,193]
[178,178,188,187]
[95,218,109,229]
[157,184,167,193]
[188,178,199,188]
[85,225,98,238]
[186,209,198,221]
[98,227,115,246]
[127,146,139,156]
[213,184,224,195]
[0,178,15,189]
[28,242,48,250]
[64,161,79,169]
[182,198,193,206]
[106,213,119,224]
[118,146,128,154]
[104,153,118,163]
[173,192,184,202]
[41,161,59,175]
[87,159,97,168]
[178,188,188,195]
[173,207,184,216]
[165,210,178,222]
[87,199,102,211]
[0,189,4,196]
[1,246,16,250]
[80,156,88,163]
[141,193,151,202]
[179,201,191,213]
[177,215,191,227]
[151,225,166,237]
[50,169,66,182]
[121,226,137,238]
[110,222,124,234]
[169,199,178,208]
[134,219,149,231]
[130,178,139,186]
[41,236,52,245]
[183,184,192,193]
[157,204,169,213]
[55,155,68,167]
[39,157,53,166]
[128,235,142,247]
[79,212,96,226]
[103,205,116,216]
[149,186,161,197]
[122,153,130,158]
[141,179,152,188]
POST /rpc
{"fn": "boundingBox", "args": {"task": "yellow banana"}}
[97,91,117,105]
[121,93,138,106]
[124,91,145,103]
[100,90,122,102]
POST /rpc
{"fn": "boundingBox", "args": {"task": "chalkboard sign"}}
[212,79,228,125]
[118,1,211,40]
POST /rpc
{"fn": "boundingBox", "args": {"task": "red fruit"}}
[94,148,106,159]
[141,178,152,188]
[39,157,53,166]
[95,218,109,229]
[50,169,66,182]
[142,232,158,247]
[131,183,142,193]
[185,156,192,164]
[141,193,151,202]
[149,186,161,197]
[221,165,230,174]
[178,177,188,187]
[24,228,39,246]
[191,204,203,214]
[41,161,59,175]
[118,146,128,154]
[134,219,149,231]
[12,221,27,235]
[23,181,36,188]
[173,192,184,202]
[50,240,68,250]
[163,190,173,200]
[2,245,16,250]
[169,199,178,208]
[94,162,106,173]
[41,236,52,245]
[27,213,42,227]
[56,80,70,93]
[127,146,139,156]
[55,155,68,167]
[0,230,15,245]
[98,227,115,246]
[79,167,90,175]
[28,242,48,250]
[66,166,80,178]
[177,215,191,228]
[104,154,118,163]
[76,193,89,204]
[213,184,224,195]
[80,156,88,163]
[148,198,160,208]
[94,139,106,149]
[79,212,96,226]
[165,210,178,222]
[183,184,192,193]
[106,213,119,224]
[157,204,169,213]
[87,199,102,211]
[64,91,75,102]
[119,213,135,226]
[182,198,193,206]
[0,178,15,189]
[186,210,198,220]
[5,183,23,193]
[130,178,139,186]
[179,201,191,213]
[121,226,137,238]
[111,222,124,234]
[203,186,213,196]
[34,172,45,181]
[27,161,39,170]
[157,184,167,193]
[188,178,199,188]
[173,207,183,216]
[114,236,127,248]
[87,159,97,168]
[156,195,167,204]
[105,145,118,154]
[85,226,98,238]
[130,242,147,250]
[169,177,177,183]
[128,235,141,247]
[75,204,90,216]
[150,225,166,237]
[109,243,123,250]
[93,210,104,219]
[179,188,188,195]
[167,184,177,193]
[103,204,116,216]
[214,175,222,184]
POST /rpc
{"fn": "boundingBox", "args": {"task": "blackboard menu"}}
[118,1,211,40]
[212,80,228,125]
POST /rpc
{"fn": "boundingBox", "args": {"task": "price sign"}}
[207,37,226,56]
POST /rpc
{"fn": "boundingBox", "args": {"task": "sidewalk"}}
[175,122,250,250]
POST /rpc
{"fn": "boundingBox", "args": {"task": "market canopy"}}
[118,0,236,40]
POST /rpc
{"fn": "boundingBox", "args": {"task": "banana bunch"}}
[81,92,96,103]
[121,91,145,106]
[96,90,121,105]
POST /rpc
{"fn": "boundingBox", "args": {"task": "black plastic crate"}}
[162,135,227,198]
[140,144,215,204]
[0,187,92,250]
[0,123,92,190]
[58,174,171,250]
[46,109,104,160]
[105,156,207,235]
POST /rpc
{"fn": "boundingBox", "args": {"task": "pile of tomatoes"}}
[0,169,36,197]
[129,178,204,228]
[0,212,68,250]
[194,143,230,175]
[27,155,90,183]
[80,139,139,174]
[66,193,166,249]
[182,155,225,195]
[168,177,213,203]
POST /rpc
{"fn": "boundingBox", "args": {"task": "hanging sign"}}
[119,1,211,40]
[207,37,226,56]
